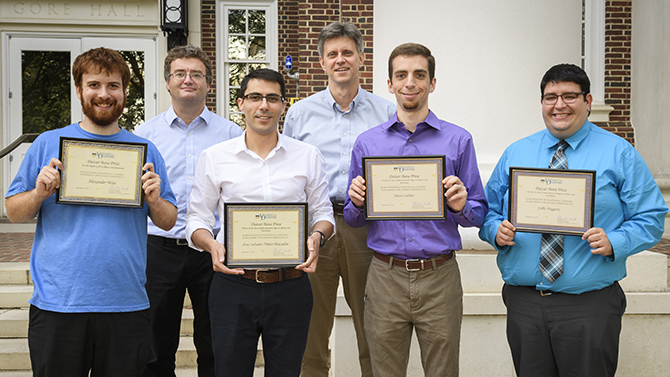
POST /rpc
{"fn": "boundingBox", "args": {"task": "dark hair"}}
[72,47,130,90]
[388,43,435,82]
[317,22,364,57]
[164,44,214,84]
[540,63,591,96]
[240,69,286,99]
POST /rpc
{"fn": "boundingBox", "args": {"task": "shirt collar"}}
[165,105,211,128]
[543,120,592,151]
[233,130,287,158]
[383,110,441,132]
[324,86,363,113]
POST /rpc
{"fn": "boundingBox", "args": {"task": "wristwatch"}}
[310,230,326,247]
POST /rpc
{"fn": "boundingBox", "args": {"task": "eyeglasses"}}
[242,93,284,104]
[169,72,206,81]
[542,91,586,105]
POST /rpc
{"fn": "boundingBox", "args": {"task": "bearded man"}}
[5,47,177,377]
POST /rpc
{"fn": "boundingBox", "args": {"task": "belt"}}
[240,268,303,283]
[373,251,454,271]
[148,235,189,246]
[331,200,345,215]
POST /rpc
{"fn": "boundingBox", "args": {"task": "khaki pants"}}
[301,215,373,377]
[364,254,463,377]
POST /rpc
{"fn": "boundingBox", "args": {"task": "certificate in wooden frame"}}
[224,202,308,268]
[362,155,446,220]
[508,167,596,235]
[57,137,147,208]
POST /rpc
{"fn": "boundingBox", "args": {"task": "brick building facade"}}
[200,0,634,143]
[595,0,635,144]
[201,0,375,120]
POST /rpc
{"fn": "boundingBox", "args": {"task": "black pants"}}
[142,235,215,377]
[29,306,151,377]
[209,272,313,377]
[502,283,626,377]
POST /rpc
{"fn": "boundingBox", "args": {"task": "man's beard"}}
[81,96,125,126]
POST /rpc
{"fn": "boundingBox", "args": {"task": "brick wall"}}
[202,0,217,112]
[593,0,634,145]
[200,0,375,114]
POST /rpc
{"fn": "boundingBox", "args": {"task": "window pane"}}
[229,88,241,112]
[229,113,246,129]
[118,51,145,131]
[228,9,246,33]
[249,36,266,60]
[229,63,246,86]
[21,51,71,133]
[228,35,247,60]
[248,10,266,34]
[249,63,268,72]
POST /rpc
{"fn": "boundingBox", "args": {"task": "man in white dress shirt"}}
[186,68,335,377]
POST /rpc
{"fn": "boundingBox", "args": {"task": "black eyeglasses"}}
[242,93,284,104]
[542,92,586,105]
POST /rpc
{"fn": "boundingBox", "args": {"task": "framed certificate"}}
[224,202,308,268]
[362,155,446,220]
[508,167,596,235]
[57,137,147,208]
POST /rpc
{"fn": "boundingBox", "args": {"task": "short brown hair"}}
[72,47,130,90]
[164,45,214,84]
[388,43,435,82]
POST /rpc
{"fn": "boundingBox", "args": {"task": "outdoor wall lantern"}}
[161,0,188,50]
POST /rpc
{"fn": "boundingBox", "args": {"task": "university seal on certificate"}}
[362,155,446,220]
[508,167,596,235]
[57,137,147,208]
[224,202,308,268]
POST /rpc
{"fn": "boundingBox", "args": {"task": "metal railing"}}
[0,133,39,159]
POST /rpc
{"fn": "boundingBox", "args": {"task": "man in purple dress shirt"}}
[344,43,488,377]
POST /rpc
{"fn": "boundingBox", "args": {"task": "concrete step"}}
[0,308,196,339]
[0,287,31,309]
[0,368,267,377]
[0,264,30,286]
[0,336,265,372]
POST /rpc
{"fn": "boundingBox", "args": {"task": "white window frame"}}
[583,0,613,121]
[217,0,278,123]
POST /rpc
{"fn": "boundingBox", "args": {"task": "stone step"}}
[0,368,267,377]
[0,264,30,286]
[0,336,265,372]
[0,308,197,339]
[0,287,31,309]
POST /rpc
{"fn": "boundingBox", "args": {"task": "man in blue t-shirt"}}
[5,47,177,377]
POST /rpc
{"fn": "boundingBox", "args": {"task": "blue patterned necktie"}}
[539,140,569,282]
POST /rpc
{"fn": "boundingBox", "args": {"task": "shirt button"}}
[409,139,413,143]
[343,132,348,136]
[342,152,347,156]
[409,238,413,242]
[339,189,344,193]
[342,170,346,175]
[343,115,347,118]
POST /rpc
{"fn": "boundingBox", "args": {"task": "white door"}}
[2,35,157,214]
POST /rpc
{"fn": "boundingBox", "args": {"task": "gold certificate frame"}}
[363,155,446,220]
[509,167,596,235]
[224,202,308,268]
[57,137,147,208]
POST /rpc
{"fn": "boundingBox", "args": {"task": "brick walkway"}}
[1,232,669,263]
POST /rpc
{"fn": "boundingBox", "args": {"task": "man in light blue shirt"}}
[134,45,242,377]
[479,63,668,377]
[283,22,395,377]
